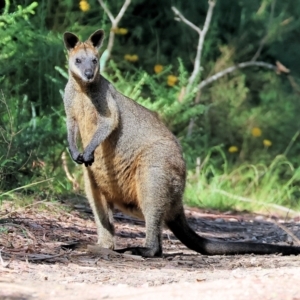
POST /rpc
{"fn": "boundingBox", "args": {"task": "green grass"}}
[0,226,9,234]
[184,147,300,216]
[2,149,300,217]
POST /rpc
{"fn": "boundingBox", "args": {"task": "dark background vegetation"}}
[1,0,300,211]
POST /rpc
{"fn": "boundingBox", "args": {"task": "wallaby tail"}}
[166,209,300,256]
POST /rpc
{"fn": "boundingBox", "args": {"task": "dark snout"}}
[84,69,93,80]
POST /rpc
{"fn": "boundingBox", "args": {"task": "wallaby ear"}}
[63,32,80,51]
[87,29,105,50]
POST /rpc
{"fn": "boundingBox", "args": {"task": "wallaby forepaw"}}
[74,153,84,165]
[68,148,84,165]
[83,152,94,167]
[84,161,93,167]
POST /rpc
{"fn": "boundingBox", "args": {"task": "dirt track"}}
[1,200,300,299]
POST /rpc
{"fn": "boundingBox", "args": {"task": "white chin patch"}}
[86,77,95,83]
[81,74,94,83]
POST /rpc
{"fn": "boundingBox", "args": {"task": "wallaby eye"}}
[92,58,98,64]
[75,58,81,64]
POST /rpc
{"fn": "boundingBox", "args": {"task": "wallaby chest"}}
[71,92,99,146]
[70,90,128,194]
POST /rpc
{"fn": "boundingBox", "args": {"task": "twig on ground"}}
[2,250,72,262]
[0,199,49,220]
[114,214,145,224]
[1,223,36,242]
[87,245,144,261]
[270,221,300,246]
[0,247,13,268]
[163,252,184,258]
[0,247,5,266]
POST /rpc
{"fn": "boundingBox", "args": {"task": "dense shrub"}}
[1,0,300,211]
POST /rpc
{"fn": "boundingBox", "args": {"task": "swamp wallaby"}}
[63,29,300,257]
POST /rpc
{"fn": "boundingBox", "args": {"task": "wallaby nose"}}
[85,69,93,79]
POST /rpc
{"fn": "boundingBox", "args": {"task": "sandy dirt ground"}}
[0,199,300,300]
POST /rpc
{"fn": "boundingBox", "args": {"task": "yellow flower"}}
[263,139,272,147]
[124,54,139,62]
[167,75,178,86]
[118,28,128,35]
[154,64,163,74]
[251,127,262,137]
[79,0,90,12]
[111,27,128,35]
[124,54,131,61]
[228,146,239,153]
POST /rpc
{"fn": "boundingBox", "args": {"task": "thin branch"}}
[98,0,131,70]
[3,0,10,15]
[189,0,216,88]
[98,0,114,24]
[61,151,79,191]
[198,61,276,90]
[0,127,8,144]
[251,36,268,62]
[115,0,131,25]
[171,7,201,34]
[251,0,277,61]
[172,2,216,138]
[172,1,216,90]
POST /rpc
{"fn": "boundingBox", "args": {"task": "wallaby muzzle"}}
[84,69,93,80]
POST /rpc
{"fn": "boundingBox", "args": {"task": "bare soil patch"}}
[0,198,300,299]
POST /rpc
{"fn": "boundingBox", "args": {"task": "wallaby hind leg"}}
[116,209,163,257]
[84,168,115,249]
[116,166,166,257]
[115,207,163,257]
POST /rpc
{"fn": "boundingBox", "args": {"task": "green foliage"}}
[104,59,206,133]
[0,1,67,192]
[0,92,22,191]
[1,0,300,212]
[185,148,300,213]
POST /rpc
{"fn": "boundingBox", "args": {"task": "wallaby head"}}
[63,29,104,83]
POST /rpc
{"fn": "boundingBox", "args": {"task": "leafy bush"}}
[1,0,300,212]
[185,147,300,214]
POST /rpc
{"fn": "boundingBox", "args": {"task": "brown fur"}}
[63,29,300,257]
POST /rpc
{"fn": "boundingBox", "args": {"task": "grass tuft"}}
[185,147,300,215]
